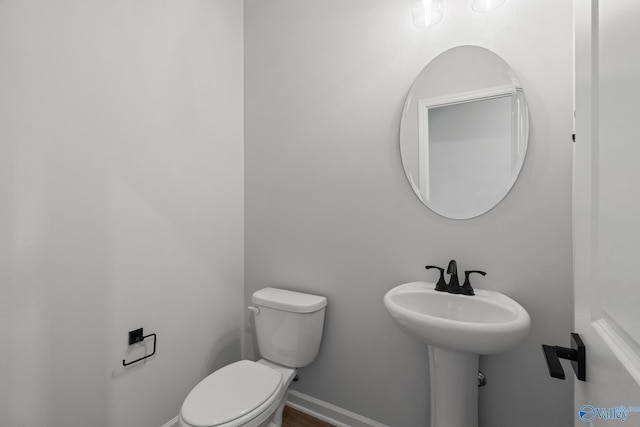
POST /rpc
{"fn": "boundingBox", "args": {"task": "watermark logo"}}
[579,405,640,423]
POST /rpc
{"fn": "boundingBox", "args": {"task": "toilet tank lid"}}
[252,288,327,313]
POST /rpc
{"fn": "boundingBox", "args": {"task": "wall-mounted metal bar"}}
[123,328,157,367]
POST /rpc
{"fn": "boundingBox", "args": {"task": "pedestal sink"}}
[384,281,530,427]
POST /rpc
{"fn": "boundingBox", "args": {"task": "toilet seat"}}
[180,360,283,427]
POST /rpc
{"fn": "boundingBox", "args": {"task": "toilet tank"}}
[251,288,327,368]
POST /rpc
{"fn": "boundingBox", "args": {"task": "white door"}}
[574,0,640,425]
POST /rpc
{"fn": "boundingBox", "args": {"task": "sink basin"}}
[384,281,530,354]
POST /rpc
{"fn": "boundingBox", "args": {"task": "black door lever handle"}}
[542,345,568,379]
[542,332,586,381]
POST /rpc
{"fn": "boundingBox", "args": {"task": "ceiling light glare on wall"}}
[412,0,444,28]
[471,0,506,13]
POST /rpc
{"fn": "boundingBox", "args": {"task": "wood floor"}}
[282,406,336,427]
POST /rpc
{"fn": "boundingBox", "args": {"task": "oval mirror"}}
[400,46,529,219]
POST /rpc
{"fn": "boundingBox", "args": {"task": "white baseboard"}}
[286,390,389,427]
[160,415,178,427]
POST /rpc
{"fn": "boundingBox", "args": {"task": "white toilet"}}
[178,288,327,427]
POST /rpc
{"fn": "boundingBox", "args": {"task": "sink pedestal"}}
[428,346,478,427]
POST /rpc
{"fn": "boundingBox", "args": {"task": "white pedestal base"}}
[428,346,479,427]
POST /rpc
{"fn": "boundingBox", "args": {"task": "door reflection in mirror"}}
[400,46,529,219]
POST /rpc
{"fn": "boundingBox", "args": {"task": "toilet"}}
[178,288,327,427]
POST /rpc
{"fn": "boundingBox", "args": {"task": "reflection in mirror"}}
[400,46,529,219]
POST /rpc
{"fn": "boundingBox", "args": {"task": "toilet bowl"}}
[178,360,296,427]
[178,288,327,427]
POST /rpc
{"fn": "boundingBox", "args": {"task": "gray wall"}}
[245,0,574,426]
[0,2,244,426]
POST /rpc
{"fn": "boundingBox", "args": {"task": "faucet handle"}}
[461,270,486,296]
[425,265,447,292]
